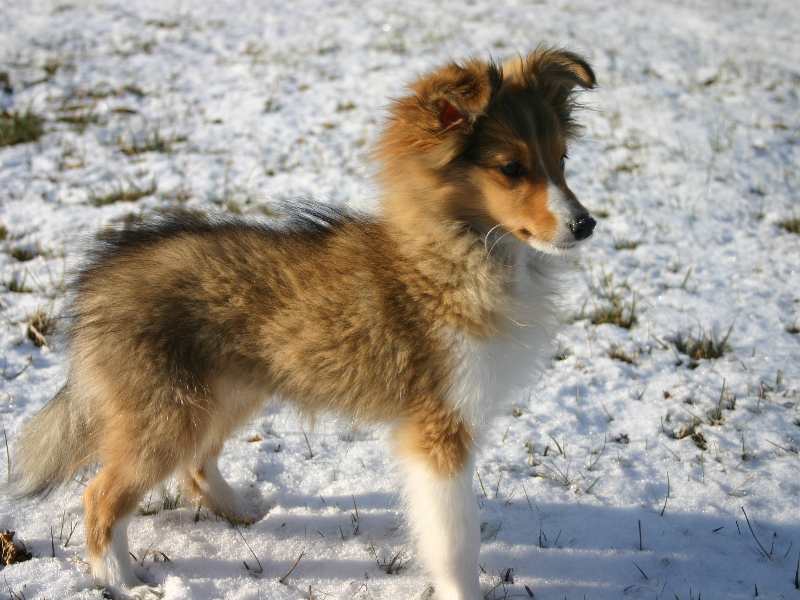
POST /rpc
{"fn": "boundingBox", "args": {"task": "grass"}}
[57,106,100,131]
[139,488,182,516]
[583,272,639,329]
[669,417,708,451]
[777,216,800,234]
[706,381,736,426]
[4,271,32,293]
[118,129,186,156]
[608,345,637,364]
[0,223,7,240]
[10,246,36,262]
[594,208,610,219]
[1,530,32,566]
[0,110,45,147]
[672,325,733,367]
[26,307,56,348]
[590,293,637,329]
[90,180,157,206]
[613,238,640,251]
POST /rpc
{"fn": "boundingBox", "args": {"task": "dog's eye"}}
[499,161,525,178]
[560,153,568,171]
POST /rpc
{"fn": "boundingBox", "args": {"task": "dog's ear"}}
[377,59,501,166]
[527,48,595,91]
[505,48,595,133]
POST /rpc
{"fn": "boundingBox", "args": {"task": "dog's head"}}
[377,48,597,254]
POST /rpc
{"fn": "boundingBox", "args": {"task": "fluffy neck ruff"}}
[378,163,553,340]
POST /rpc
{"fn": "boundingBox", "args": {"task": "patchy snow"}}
[1,0,799,599]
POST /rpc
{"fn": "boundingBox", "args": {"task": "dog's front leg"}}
[394,416,481,600]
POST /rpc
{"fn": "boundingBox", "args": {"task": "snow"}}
[1,0,799,598]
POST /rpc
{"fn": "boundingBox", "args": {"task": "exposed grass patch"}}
[90,180,157,206]
[43,57,63,80]
[578,272,638,329]
[0,223,7,241]
[672,325,733,367]
[594,208,610,219]
[367,542,408,575]
[0,110,45,146]
[590,294,637,329]
[707,381,736,425]
[4,271,32,293]
[26,306,56,348]
[613,238,640,251]
[1,530,32,566]
[553,347,571,361]
[777,217,800,235]
[118,129,186,156]
[57,105,100,131]
[145,18,180,29]
[608,345,637,364]
[160,185,193,204]
[669,417,708,451]
[10,246,36,262]
[139,488,182,516]
[0,71,11,93]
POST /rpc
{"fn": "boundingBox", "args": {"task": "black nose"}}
[569,214,596,241]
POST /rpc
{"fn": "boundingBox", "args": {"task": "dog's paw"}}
[127,585,164,600]
[220,501,263,525]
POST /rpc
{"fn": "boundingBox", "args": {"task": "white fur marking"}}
[90,517,140,588]
[402,457,481,600]
[446,247,556,431]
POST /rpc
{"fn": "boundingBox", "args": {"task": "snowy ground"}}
[1,0,799,598]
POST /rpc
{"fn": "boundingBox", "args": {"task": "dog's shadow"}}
[125,489,800,599]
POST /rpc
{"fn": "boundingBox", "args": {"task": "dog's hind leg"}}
[394,412,481,600]
[83,461,163,593]
[182,443,258,524]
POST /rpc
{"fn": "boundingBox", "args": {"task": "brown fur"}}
[13,48,596,587]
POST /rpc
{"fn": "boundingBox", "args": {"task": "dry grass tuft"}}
[90,180,157,206]
[118,129,187,156]
[777,217,800,235]
[4,271,33,293]
[672,325,733,367]
[1,530,32,566]
[608,345,637,364]
[669,417,708,450]
[26,306,56,347]
[613,238,640,251]
[0,110,45,146]
[585,272,638,329]
[10,246,37,262]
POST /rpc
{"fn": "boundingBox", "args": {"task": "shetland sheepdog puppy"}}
[13,47,596,599]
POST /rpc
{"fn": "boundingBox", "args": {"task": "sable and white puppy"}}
[12,47,596,600]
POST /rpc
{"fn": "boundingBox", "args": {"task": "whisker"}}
[488,229,512,258]
[483,224,504,254]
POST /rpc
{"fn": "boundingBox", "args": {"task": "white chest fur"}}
[445,249,560,433]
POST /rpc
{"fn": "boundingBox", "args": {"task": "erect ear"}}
[376,59,501,166]
[504,47,595,135]
[516,47,596,91]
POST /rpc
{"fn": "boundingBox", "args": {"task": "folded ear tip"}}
[573,59,597,89]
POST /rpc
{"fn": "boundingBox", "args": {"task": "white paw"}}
[127,585,164,600]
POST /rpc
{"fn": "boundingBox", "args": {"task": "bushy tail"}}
[11,384,95,497]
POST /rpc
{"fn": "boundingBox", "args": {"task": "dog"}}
[12,47,596,599]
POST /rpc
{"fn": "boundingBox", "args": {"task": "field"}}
[1,1,799,598]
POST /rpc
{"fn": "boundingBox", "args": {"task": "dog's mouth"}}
[524,235,587,256]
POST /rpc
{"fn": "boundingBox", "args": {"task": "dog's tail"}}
[10,384,95,497]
